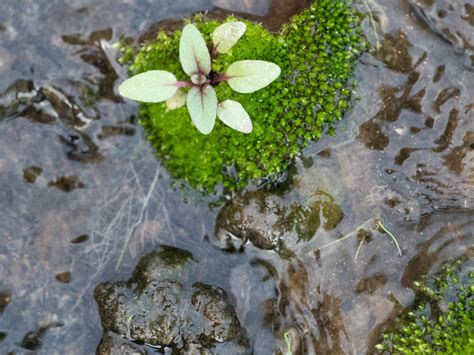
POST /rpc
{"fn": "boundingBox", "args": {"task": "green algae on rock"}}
[215,165,345,251]
[376,260,474,354]
[126,0,364,191]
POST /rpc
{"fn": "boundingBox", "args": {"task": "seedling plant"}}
[119,22,281,134]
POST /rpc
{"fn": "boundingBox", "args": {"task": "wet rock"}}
[94,246,248,353]
[357,120,390,150]
[70,234,89,244]
[216,167,344,250]
[0,80,105,165]
[140,0,312,43]
[354,273,387,294]
[97,332,146,355]
[40,86,91,127]
[376,31,413,73]
[20,329,44,351]
[0,290,12,314]
[409,0,474,69]
[99,125,136,140]
[212,0,271,16]
[23,166,43,183]
[357,71,426,151]
[0,47,12,73]
[0,79,36,120]
[20,322,63,351]
[59,130,105,164]
[21,101,58,124]
[48,175,85,192]
[54,271,71,284]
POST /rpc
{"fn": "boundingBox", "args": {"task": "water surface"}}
[0,0,472,353]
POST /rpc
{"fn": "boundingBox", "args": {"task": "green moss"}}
[376,260,474,354]
[126,0,364,191]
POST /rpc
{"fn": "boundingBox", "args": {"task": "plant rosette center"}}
[190,73,207,85]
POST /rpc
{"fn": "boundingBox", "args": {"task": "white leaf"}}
[212,21,246,54]
[166,89,186,110]
[225,60,281,93]
[217,100,253,133]
[179,24,211,76]
[186,85,217,134]
[118,70,178,102]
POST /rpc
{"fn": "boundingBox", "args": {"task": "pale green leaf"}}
[212,22,246,54]
[190,73,207,85]
[166,89,186,110]
[226,60,281,93]
[186,85,217,134]
[179,24,211,76]
[118,70,178,102]
[217,100,252,133]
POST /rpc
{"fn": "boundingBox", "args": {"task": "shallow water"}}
[0,0,472,354]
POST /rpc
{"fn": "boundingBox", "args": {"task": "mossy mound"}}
[127,0,364,191]
[377,260,474,354]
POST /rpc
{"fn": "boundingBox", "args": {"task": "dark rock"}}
[55,271,72,284]
[94,246,248,353]
[0,290,12,314]
[20,330,44,351]
[22,166,43,183]
[19,322,62,351]
[48,175,85,192]
[70,234,89,244]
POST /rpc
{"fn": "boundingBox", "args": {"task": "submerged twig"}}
[284,332,293,355]
[353,235,366,262]
[115,165,161,269]
[377,220,403,257]
[72,152,165,309]
[317,230,358,251]
[316,217,403,258]
[317,218,373,252]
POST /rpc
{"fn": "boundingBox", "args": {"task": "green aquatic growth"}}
[125,0,364,191]
[283,331,293,355]
[376,260,474,354]
[119,22,280,134]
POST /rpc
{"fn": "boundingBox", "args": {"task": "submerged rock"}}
[409,0,474,69]
[97,332,146,355]
[94,246,248,354]
[216,166,344,250]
